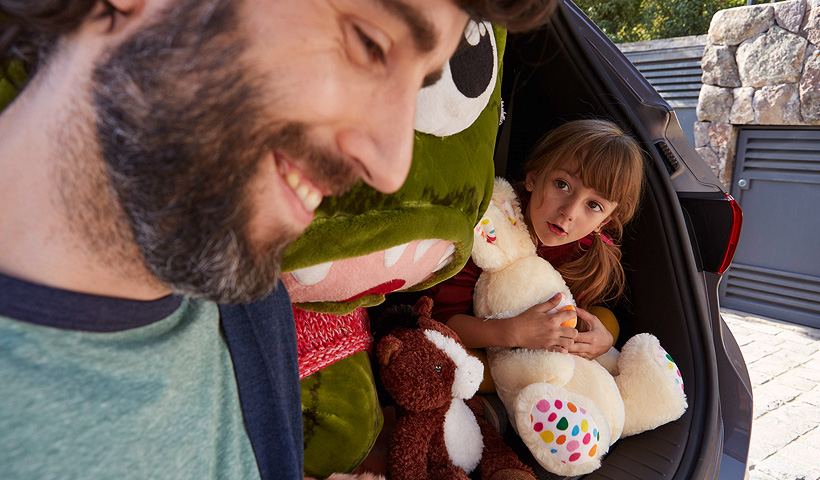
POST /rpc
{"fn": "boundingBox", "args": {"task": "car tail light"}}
[717,194,743,274]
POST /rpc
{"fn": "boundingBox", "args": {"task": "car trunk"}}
[494,2,747,478]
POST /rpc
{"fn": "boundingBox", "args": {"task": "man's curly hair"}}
[0,0,557,88]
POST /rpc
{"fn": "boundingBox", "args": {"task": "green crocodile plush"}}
[283,22,506,478]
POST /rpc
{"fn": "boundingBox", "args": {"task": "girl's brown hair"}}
[518,118,645,310]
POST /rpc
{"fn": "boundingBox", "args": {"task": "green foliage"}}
[574,0,748,42]
[1,61,26,111]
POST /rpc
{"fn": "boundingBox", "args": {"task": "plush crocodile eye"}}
[435,365,443,373]
[414,19,498,137]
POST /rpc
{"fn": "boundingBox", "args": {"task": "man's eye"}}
[355,26,386,64]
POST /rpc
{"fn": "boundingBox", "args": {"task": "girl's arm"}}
[568,307,614,359]
[445,293,578,352]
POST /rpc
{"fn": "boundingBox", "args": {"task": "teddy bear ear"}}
[471,177,535,271]
[472,202,506,267]
[412,296,435,319]
[490,177,525,226]
[377,334,402,367]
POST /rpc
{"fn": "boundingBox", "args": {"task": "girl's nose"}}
[561,199,583,221]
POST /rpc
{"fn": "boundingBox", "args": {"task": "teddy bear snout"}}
[452,352,484,399]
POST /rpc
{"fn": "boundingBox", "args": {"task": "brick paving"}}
[721,310,820,480]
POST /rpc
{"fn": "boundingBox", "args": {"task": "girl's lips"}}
[547,222,567,236]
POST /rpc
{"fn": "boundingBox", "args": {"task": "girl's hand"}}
[568,307,614,360]
[508,293,578,353]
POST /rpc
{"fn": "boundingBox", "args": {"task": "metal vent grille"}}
[720,127,820,328]
[621,44,705,109]
[655,140,680,174]
[722,264,820,325]
[740,135,820,178]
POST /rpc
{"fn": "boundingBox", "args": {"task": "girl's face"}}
[526,165,617,247]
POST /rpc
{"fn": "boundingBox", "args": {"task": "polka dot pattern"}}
[657,345,684,393]
[529,398,600,464]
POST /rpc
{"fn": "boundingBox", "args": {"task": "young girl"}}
[428,118,644,360]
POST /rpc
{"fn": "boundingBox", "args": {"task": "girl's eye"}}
[588,201,603,212]
[555,179,569,191]
[354,26,386,65]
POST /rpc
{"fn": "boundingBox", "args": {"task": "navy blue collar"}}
[0,272,184,332]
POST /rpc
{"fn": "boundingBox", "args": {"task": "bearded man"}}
[0,1,556,478]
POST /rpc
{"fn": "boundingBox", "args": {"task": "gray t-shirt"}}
[0,289,260,479]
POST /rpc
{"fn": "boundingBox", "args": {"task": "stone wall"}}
[696,0,820,187]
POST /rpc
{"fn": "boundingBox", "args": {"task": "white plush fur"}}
[471,178,688,476]
[423,328,485,473]
[443,398,483,473]
[424,329,484,400]
[618,334,689,437]
[472,179,575,320]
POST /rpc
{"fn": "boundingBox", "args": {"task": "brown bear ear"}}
[377,334,402,367]
[413,296,434,319]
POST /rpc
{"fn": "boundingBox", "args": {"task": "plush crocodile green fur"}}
[294,25,507,477]
[282,26,506,316]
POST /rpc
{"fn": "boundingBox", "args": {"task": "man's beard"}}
[81,0,357,303]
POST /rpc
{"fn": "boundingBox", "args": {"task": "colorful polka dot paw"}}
[529,398,600,464]
[657,345,684,393]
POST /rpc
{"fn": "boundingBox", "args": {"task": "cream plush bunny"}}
[471,177,688,476]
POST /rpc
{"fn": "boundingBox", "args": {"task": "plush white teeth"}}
[432,244,456,272]
[284,168,322,211]
[290,261,333,286]
[384,243,410,268]
[414,239,439,262]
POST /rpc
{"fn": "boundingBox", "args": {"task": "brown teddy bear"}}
[376,297,535,480]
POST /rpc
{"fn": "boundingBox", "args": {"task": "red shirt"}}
[427,233,609,322]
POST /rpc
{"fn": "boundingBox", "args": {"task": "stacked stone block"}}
[696,0,820,186]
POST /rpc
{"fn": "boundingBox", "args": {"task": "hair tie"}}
[593,231,601,236]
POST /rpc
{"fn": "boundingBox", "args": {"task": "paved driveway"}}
[721,310,820,480]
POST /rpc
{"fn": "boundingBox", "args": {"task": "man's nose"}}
[336,82,418,194]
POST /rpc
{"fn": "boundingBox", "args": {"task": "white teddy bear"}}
[471,177,688,476]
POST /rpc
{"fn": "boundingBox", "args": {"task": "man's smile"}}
[274,152,325,222]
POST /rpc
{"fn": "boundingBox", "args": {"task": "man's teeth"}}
[284,168,323,211]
